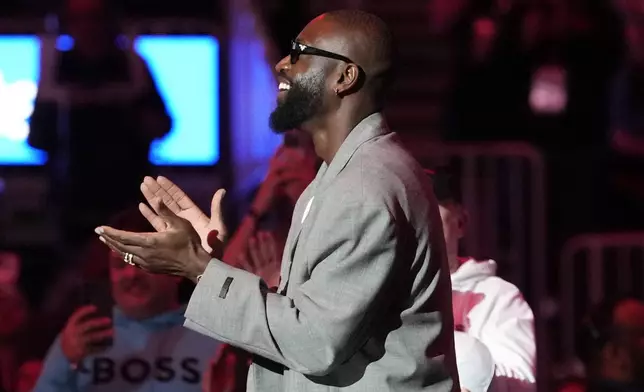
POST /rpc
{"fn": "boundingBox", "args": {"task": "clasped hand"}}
[95,176,226,281]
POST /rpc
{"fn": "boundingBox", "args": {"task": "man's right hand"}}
[140,176,227,256]
[61,306,113,364]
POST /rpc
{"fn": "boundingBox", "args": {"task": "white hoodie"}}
[454,331,495,392]
[451,258,536,392]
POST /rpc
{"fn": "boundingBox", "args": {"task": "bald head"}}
[324,10,395,77]
[297,10,396,104]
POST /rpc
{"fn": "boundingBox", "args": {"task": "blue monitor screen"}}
[0,36,44,165]
[0,35,220,166]
[136,36,220,166]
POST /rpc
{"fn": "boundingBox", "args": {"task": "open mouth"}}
[278,82,291,92]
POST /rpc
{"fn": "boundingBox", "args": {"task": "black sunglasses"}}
[290,40,355,65]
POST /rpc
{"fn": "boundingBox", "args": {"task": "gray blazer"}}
[185,113,458,391]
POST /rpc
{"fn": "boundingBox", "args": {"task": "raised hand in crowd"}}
[201,344,251,392]
[250,144,318,217]
[223,140,317,265]
[234,231,281,288]
[60,305,113,364]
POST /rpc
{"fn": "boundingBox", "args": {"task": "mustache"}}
[278,70,293,84]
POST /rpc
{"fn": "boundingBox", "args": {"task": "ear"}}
[335,63,362,96]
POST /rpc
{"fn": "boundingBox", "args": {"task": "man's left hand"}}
[95,198,213,282]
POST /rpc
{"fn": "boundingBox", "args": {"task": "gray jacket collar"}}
[313,112,390,193]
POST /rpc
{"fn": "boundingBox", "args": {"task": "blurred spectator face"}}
[438,201,468,265]
[0,252,20,287]
[615,0,644,16]
[15,360,42,392]
[0,288,27,338]
[495,0,515,15]
[607,299,644,382]
[65,0,112,56]
[529,65,568,115]
[283,129,313,150]
[426,0,468,35]
[109,251,180,320]
[625,21,644,65]
[471,17,497,62]
[557,381,585,392]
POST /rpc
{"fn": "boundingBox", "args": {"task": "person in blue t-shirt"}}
[34,241,220,391]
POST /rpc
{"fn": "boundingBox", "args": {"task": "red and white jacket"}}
[451,258,536,392]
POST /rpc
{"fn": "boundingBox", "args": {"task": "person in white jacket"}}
[453,331,495,392]
[429,168,537,392]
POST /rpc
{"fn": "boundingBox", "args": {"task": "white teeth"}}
[278,82,291,91]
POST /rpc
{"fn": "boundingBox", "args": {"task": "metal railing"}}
[406,141,546,297]
[558,232,644,364]
[405,139,548,388]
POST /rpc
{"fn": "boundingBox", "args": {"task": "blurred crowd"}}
[0,0,643,391]
[0,0,224,20]
[423,0,644,247]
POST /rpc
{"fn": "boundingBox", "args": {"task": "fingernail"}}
[98,236,106,244]
[95,227,104,234]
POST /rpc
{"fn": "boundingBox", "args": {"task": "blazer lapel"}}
[315,113,390,194]
[277,166,325,293]
[277,113,390,294]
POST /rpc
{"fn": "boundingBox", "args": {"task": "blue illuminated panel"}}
[135,36,220,165]
[0,35,219,166]
[0,36,46,165]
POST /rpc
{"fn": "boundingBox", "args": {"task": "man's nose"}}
[275,55,291,74]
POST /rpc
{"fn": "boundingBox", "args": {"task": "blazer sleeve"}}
[184,195,400,376]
